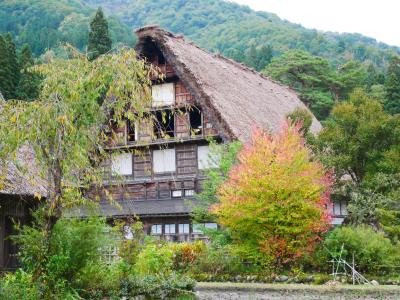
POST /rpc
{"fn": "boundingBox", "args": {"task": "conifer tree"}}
[384,56,400,114]
[17,44,41,100]
[87,7,112,61]
[19,44,34,68]
[257,45,273,71]
[4,33,19,98]
[246,46,258,70]
[0,35,13,99]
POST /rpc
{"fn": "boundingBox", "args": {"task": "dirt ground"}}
[194,283,400,300]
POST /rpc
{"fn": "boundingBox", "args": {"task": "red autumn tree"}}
[212,123,332,267]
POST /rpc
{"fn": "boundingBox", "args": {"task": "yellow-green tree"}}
[0,48,152,280]
[212,124,332,267]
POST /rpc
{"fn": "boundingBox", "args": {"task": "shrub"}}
[5,215,196,299]
[0,270,40,300]
[121,273,195,299]
[170,241,207,271]
[322,225,400,274]
[134,242,174,276]
[7,216,121,299]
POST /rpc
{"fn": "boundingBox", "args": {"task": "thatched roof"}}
[135,26,321,141]
[0,144,47,198]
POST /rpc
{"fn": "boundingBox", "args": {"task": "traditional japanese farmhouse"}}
[81,26,349,242]
[0,145,46,271]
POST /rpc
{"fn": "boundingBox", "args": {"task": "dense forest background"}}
[1,0,400,117]
[1,0,399,70]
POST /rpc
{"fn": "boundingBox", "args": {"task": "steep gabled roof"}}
[135,26,322,141]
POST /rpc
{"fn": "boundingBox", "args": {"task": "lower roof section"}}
[65,198,201,218]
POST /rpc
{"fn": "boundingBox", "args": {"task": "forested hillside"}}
[1,0,399,70]
[0,0,135,56]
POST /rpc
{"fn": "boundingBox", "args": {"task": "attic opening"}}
[189,107,202,136]
[154,109,175,139]
[140,38,166,65]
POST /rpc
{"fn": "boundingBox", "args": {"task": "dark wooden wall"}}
[0,195,33,271]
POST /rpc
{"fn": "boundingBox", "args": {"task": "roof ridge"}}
[134,25,322,139]
[135,25,298,94]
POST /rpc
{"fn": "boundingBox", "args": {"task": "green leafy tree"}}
[0,47,153,280]
[317,89,398,184]
[213,125,332,267]
[87,7,112,61]
[263,50,341,119]
[316,89,400,240]
[384,56,400,114]
[337,60,368,99]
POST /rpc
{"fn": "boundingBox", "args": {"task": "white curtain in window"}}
[153,148,176,173]
[151,224,162,235]
[179,224,190,234]
[198,145,220,169]
[165,224,176,234]
[111,153,132,175]
[152,83,174,107]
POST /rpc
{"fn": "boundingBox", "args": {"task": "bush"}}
[134,242,174,276]
[170,241,207,272]
[322,225,400,274]
[12,216,116,298]
[3,215,196,299]
[0,270,40,300]
[121,272,195,299]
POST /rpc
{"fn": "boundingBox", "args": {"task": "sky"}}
[231,0,400,47]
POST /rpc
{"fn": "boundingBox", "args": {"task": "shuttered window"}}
[111,153,132,175]
[152,83,174,107]
[153,148,176,173]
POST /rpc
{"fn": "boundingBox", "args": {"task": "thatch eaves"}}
[135,25,322,141]
[0,145,47,198]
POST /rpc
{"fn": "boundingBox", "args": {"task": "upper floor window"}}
[332,200,348,216]
[154,110,174,139]
[111,153,132,176]
[152,83,174,107]
[153,148,176,173]
[198,145,220,170]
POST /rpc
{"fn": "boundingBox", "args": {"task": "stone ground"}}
[194,283,400,300]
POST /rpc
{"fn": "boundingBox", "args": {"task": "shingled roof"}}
[67,198,195,218]
[135,26,322,141]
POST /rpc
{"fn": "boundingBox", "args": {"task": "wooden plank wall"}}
[0,197,32,270]
[176,144,197,175]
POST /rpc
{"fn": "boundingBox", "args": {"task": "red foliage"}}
[212,123,332,267]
